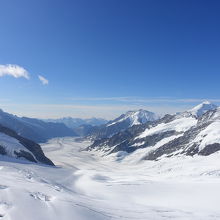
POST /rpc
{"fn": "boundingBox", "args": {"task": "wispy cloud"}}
[0,102,207,120]
[38,75,49,85]
[68,96,220,104]
[0,64,29,79]
[1,97,220,120]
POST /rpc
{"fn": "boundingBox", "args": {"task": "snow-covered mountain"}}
[0,109,76,143]
[186,101,217,117]
[107,109,158,127]
[88,102,220,160]
[87,109,159,140]
[0,124,54,165]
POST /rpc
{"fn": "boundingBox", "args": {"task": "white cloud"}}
[38,75,49,85]
[0,64,29,79]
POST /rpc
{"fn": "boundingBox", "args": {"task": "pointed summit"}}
[107,109,159,127]
[188,101,217,117]
[126,109,159,125]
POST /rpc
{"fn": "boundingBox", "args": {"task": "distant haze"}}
[0,99,219,120]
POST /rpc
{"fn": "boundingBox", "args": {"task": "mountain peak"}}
[188,101,217,117]
[201,101,212,105]
[125,109,150,116]
[107,109,158,127]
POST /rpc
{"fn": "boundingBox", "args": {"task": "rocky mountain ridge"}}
[86,109,159,140]
[88,102,220,160]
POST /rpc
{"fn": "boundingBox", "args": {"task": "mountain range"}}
[1,101,220,164]
[0,101,220,219]
[88,101,220,160]
[45,117,108,128]
[0,108,159,164]
[45,117,108,136]
[0,109,76,143]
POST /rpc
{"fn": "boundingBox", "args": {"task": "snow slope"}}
[137,116,197,139]
[0,133,34,157]
[191,107,220,151]
[0,125,54,165]
[137,101,217,140]
[0,137,220,219]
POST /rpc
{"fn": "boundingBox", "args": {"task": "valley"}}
[1,1,220,219]
[0,137,220,219]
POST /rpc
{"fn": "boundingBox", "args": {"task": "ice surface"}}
[0,137,220,219]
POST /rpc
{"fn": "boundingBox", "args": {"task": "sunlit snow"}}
[0,138,220,219]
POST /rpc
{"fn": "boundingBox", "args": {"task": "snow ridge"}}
[89,101,220,161]
[107,109,158,127]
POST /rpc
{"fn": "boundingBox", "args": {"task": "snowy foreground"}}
[1,138,220,219]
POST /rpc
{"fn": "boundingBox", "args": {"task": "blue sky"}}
[0,0,220,119]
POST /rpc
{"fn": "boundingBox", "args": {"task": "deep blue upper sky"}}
[0,0,220,118]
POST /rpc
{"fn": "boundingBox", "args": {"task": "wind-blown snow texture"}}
[1,138,220,219]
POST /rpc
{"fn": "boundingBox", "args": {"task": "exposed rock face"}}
[88,103,220,161]
[0,125,54,165]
